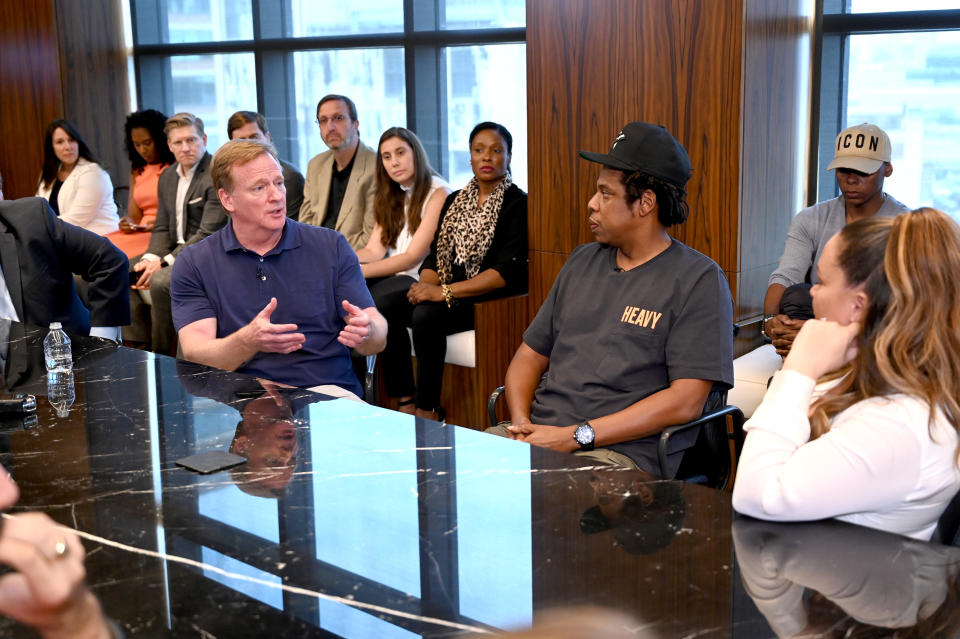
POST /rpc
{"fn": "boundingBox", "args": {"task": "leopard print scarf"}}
[436,175,512,284]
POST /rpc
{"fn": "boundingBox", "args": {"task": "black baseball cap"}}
[579,122,692,187]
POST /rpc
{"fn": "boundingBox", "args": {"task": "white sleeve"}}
[61,165,112,229]
[732,370,922,521]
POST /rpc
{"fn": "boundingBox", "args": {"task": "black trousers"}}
[372,275,474,410]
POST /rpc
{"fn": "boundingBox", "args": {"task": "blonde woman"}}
[734,208,960,539]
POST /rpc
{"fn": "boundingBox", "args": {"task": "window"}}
[130,0,526,187]
[817,3,960,217]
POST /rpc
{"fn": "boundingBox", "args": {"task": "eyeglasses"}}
[316,114,348,128]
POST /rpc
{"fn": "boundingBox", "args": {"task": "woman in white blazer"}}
[36,119,119,235]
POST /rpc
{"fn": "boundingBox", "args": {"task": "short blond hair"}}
[164,112,204,137]
[211,139,280,193]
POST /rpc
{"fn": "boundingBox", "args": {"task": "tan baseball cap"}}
[826,123,892,173]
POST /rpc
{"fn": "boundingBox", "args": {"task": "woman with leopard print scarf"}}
[379,122,527,422]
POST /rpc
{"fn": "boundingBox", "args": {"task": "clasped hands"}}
[240,297,373,354]
[406,282,443,305]
[506,419,580,454]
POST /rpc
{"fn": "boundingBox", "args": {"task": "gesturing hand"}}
[337,300,371,348]
[243,297,306,354]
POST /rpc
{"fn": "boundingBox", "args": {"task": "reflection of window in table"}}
[309,401,421,598]
[201,546,283,610]
[454,428,533,630]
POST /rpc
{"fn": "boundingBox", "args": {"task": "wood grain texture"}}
[441,295,530,430]
[527,0,742,274]
[0,0,63,199]
[739,0,814,331]
[53,0,131,192]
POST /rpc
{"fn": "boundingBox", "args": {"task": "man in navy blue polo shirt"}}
[170,139,386,398]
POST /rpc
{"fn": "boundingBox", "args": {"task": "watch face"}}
[574,423,594,445]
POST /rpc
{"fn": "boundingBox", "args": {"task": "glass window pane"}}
[165,0,253,43]
[290,0,403,36]
[442,0,526,29]
[847,0,960,12]
[845,31,960,218]
[445,44,527,191]
[292,49,406,172]
[169,53,257,153]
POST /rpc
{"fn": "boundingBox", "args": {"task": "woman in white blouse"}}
[354,127,450,413]
[733,208,960,540]
[36,119,119,235]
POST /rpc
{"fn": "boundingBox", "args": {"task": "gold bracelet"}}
[441,284,454,308]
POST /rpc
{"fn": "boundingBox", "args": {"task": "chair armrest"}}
[657,405,745,480]
[488,385,506,428]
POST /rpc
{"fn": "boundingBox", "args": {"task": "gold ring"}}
[52,538,69,559]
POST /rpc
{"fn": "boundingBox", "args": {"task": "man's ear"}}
[219,188,235,213]
[633,189,656,218]
[883,162,893,178]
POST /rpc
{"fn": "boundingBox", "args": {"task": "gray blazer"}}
[145,152,226,261]
[298,141,377,250]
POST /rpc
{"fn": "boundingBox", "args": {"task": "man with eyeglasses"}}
[298,94,377,250]
[762,122,909,356]
[130,112,227,355]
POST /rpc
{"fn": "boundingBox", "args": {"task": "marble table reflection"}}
[0,320,957,638]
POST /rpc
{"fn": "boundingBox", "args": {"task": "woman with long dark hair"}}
[734,208,960,539]
[35,119,119,235]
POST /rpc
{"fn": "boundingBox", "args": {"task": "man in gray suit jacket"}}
[130,112,226,355]
[298,94,376,250]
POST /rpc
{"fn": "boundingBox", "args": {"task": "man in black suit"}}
[0,172,129,338]
[130,112,226,354]
[226,110,305,221]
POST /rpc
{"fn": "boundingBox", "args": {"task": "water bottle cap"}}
[49,322,62,330]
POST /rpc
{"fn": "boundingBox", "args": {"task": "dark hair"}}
[125,109,174,173]
[373,127,438,249]
[316,94,358,123]
[39,119,98,190]
[227,110,268,139]
[616,170,690,227]
[469,121,513,155]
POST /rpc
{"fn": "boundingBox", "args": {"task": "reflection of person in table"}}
[229,381,300,498]
[732,517,960,638]
[580,470,685,555]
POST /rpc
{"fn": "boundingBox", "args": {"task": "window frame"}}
[813,2,960,203]
[129,0,526,176]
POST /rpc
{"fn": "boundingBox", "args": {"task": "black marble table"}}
[0,320,958,638]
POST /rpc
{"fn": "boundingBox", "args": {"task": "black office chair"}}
[487,385,744,490]
[931,489,960,546]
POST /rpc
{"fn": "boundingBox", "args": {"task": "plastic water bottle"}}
[43,322,72,372]
[47,370,75,418]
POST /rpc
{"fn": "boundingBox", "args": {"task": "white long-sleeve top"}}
[732,369,960,540]
[36,158,119,235]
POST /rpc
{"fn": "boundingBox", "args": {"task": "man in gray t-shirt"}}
[763,123,909,356]
[494,122,734,474]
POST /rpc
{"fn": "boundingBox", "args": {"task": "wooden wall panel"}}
[738,0,814,324]
[527,0,743,276]
[0,0,62,199]
[53,0,131,196]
